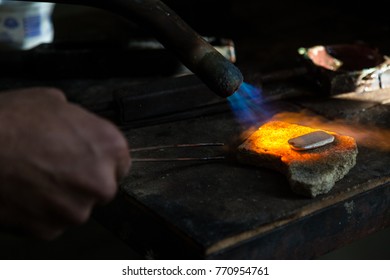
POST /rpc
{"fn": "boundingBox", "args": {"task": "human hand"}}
[0,87,131,240]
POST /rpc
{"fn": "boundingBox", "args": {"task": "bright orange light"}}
[271,110,390,152]
[239,120,356,165]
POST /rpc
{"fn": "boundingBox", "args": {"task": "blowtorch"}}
[11,0,244,98]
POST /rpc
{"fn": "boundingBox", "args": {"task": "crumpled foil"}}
[298,43,390,95]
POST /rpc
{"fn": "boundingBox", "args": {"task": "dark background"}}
[0,0,389,259]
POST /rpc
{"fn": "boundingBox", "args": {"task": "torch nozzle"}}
[197,51,243,98]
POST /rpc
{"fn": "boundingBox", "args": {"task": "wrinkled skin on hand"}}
[0,87,131,240]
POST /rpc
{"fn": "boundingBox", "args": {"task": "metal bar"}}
[130,142,225,162]
[130,142,224,152]
[132,156,225,162]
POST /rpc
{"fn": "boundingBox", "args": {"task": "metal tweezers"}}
[130,142,226,162]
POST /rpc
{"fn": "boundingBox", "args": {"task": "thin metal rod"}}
[130,142,224,152]
[132,156,225,162]
[130,142,225,162]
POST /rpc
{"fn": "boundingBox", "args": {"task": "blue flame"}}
[228,82,269,128]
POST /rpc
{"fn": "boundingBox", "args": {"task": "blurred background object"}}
[0,0,55,50]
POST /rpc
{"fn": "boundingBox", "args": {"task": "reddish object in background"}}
[299,43,390,95]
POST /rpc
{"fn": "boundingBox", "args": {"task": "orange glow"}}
[271,110,390,152]
[239,120,357,165]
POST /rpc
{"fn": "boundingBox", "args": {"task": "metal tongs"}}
[130,143,226,162]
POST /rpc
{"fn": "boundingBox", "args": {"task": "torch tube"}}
[12,0,243,97]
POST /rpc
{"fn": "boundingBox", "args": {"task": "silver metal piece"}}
[288,131,335,151]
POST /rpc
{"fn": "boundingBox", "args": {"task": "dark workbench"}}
[93,87,390,259]
[92,1,390,259]
[0,0,389,259]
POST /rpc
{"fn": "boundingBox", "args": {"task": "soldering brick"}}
[237,121,358,198]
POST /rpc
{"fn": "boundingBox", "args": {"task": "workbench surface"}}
[63,1,390,259]
[93,88,390,259]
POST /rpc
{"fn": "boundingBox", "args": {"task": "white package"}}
[0,1,55,50]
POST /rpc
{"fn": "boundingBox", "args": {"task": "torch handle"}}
[10,0,243,97]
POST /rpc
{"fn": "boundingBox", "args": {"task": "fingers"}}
[74,106,132,184]
[1,87,67,102]
[83,164,119,205]
[27,87,67,102]
[110,130,132,182]
[0,87,132,240]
